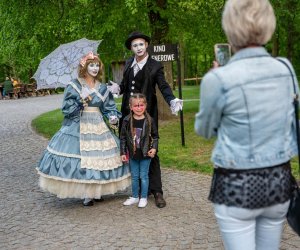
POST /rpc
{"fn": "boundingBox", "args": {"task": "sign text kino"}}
[148,44,178,62]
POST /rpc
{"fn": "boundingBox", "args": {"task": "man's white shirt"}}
[131,55,149,76]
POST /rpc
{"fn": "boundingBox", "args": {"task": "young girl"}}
[120,93,158,208]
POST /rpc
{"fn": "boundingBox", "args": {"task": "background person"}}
[3,77,13,99]
[108,31,183,208]
[36,52,131,206]
[195,0,297,249]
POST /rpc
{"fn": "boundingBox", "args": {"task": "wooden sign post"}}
[148,44,185,146]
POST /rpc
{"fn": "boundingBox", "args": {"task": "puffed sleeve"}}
[194,71,224,139]
[99,84,122,119]
[62,84,82,120]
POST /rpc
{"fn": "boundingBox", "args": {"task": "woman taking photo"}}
[195,0,298,249]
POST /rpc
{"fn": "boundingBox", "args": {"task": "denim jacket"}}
[195,47,298,169]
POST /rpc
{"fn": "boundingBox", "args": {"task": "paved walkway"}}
[0,95,299,249]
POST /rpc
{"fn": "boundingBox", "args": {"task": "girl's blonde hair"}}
[129,93,152,153]
[222,0,276,51]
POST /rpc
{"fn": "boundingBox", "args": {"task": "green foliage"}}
[1,0,300,83]
[125,0,145,14]
[270,0,300,73]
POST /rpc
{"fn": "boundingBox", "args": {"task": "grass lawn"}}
[32,85,300,178]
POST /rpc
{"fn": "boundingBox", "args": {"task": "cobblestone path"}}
[0,95,299,249]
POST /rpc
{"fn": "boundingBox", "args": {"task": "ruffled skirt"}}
[36,107,131,199]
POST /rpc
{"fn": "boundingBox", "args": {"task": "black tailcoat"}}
[119,56,175,195]
[119,56,175,129]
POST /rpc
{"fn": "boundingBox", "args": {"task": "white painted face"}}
[87,62,100,77]
[131,38,148,58]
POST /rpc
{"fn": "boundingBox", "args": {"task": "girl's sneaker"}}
[123,197,139,206]
[138,198,147,208]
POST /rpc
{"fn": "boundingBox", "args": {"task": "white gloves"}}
[170,98,183,115]
[107,81,120,96]
[109,115,118,125]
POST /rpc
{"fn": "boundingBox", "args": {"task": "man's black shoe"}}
[94,198,104,202]
[154,193,166,208]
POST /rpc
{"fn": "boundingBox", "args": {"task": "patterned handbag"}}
[287,178,300,236]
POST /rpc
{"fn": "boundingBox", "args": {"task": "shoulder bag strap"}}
[277,58,300,174]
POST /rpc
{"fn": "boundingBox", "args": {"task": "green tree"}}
[1,0,299,83]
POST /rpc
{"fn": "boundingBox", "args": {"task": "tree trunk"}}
[147,0,168,45]
[147,0,173,120]
[157,62,173,120]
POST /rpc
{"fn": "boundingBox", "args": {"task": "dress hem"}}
[37,171,131,199]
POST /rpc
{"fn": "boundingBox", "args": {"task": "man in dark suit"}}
[109,31,182,208]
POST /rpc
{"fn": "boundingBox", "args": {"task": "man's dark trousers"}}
[149,154,163,195]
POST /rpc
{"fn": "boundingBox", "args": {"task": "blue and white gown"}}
[36,78,131,199]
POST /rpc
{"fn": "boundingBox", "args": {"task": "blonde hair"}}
[222,0,276,51]
[78,57,104,81]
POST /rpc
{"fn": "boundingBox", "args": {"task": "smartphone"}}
[214,43,231,66]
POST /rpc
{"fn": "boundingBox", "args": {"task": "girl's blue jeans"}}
[129,158,151,198]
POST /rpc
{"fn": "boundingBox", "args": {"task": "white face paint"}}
[131,38,148,59]
[87,62,100,77]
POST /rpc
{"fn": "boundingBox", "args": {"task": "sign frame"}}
[148,43,185,146]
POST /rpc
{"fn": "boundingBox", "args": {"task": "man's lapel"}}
[124,57,134,75]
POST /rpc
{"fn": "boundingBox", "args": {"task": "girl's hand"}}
[121,155,128,162]
[147,148,156,158]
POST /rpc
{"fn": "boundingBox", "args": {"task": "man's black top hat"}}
[125,31,151,50]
